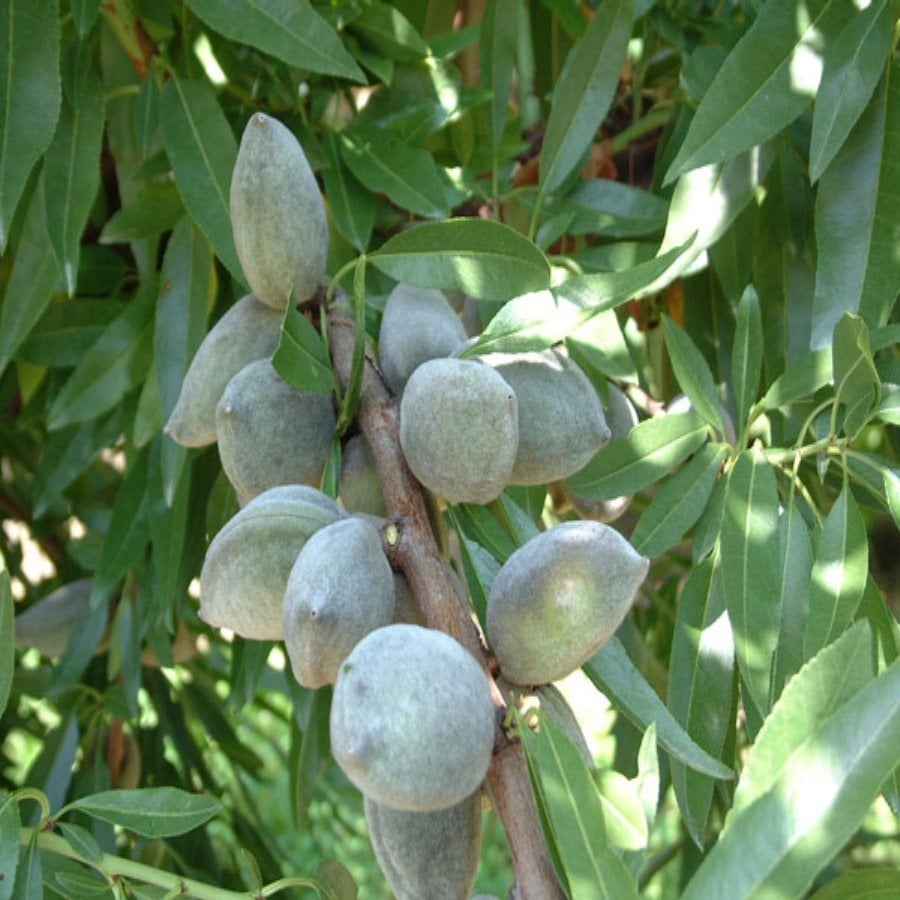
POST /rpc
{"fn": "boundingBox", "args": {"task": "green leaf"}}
[10,831,42,900]
[0,177,62,375]
[545,180,668,239]
[462,240,693,356]
[595,767,649,852]
[99,180,184,244]
[585,638,734,780]
[369,218,551,301]
[272,304,335,396]
[812,65,898,347]
[186,0,364,81]
[450,503,519,564]
[682,634,898,900]
[720,447,781,715]
[872,384,900,425]
[761,347,832,410]
[802,484,868,662]
[665,0,854,181]
[567,411,709,502]
[348,1,429,62]
[832,313,881,437]
[519,712,639,900]
[631,443,728,559]
[844,451,900,526]
[57,822,102,864]
[539,0,634,194]
[0,553,13,721]
[731,286,763,430]
[18,298,124,367]
[451,525,499,626]
[0,0,61,252]
[72,0,101,37]
[67,788,221,838]
[159,74,244,283]
[808,867,900,900]
[321,132,374,253]
[42,67,105,296]
[667,557,735,847]
[809,0,892,182]
[290,687,332,830]
[662,315,725,434]
[314,858,358,900]
[480,0,518,149]
[0,791,21,900]
[47,282,155,431]
[340,125,449,219]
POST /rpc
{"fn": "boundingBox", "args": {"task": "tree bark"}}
[327,306,565,900]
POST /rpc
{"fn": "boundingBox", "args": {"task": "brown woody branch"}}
[326,307,564,900]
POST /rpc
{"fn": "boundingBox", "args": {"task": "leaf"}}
[0,177,62,375]
[340,125,449,219]
[47,282,155,431]
[290,687,332,830]
[808,867,900,900]
[681,641,898,899]
[667,557,735,847]
[832,313,881,437]
[0,791,21,900]
[567,411,709,502]
[761,347,832,410]
[0,0,61,252]
[450,503,519,564]
[57,822,102,863]
[539,0,634,194]
[453,526,500,626]
[802,484,868,662]
[584,638,734,780]
[665,0,854,181]
[272,304,335,396]
[630,443,728,559]
[719,447,781,716]
[480,0,518,149]
[159,74,244,283]
[369,218,551,301]
[67,788,221,838]
[72,0,101,37]
[544,180,668,238]
[186,0,364,81]
[10,831,42,900]
[99,180,184,244]
[18,298,124,367]
[662,315,725,433]
[519,712,639,900]
[321,132,374,253]
[348,1,429,62]
[872,384,899,425]
[0,553,13,721]
[462,240,693,356]
[812,63,898,347]
[731,286,763,430]
[314,859,358,900]
[42,67,105,295]
[595,768,649,852]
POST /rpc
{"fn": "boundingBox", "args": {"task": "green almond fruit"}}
[399,358,518,505]
[230,113,328,309]
[164,294,283,448]
[338,433,387,517]
[378,283,467,395]
[486,521,649,685]
[365,789,482,900]
[216,359,336,506]
[199,485,343,640]
[331,624,495,812]
[283,517,395,689]
[478,348,610,485]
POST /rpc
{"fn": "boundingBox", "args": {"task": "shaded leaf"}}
[540,0,634,193]
[585,638,733,780]
[731,286,763,430]
[315,859,358,900]
[832,313,881,437]
[57,822,102,863]
[369,218,551,301]
[18,299,124,367]
[321,132,374,253]
[545,180,668,238]
[809,868,900,900]
[567,411,709,502]
[0,791,20,900]
[10,831,42,900]
[186,0,364,81]
[720,447,781,715]
[99,180,184,244]
[348,1,429,62]
[0,553,12,721]
[480,0,518,148]
[272,304,335,396]
[67,788,221,838]
[0,0,61,252]
[761,347,832,410]
[159,74,244,283]
[72,0,101,37]
[662,315,725,433]
[802,484,868,662]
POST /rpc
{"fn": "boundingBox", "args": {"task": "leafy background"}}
[1,0,898,898]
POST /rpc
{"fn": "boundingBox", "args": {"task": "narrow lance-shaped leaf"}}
[0,552,13,720]
[719,447,781,716]
[665,0,855,182]
[667,557,735,848]
[160,74,244,283]
[272,304,336,396]
[321,132,374,253]
[832,313,881,437]
[761,347,832,410]
[11,829,42,900]
[731,286,763,431]
[0,791,21,900]
[802,484,868,662]
[42,67,105,296]
[808,0,892,182]
[0,0,61,252]
[480,0,518,149]
[186,0,364,81]
[808,868,900,900]
[539,0,634,194]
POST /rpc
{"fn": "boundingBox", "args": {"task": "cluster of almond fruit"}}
[164,113,649,899]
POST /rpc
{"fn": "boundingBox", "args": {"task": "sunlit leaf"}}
[272,304,335,396]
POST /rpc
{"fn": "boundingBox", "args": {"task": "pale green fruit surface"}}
[378,283,467,394]
[338,433,387,517]
[216,359,335,505]
[486,521,649,685]
[230,113,328,309]
[399,358,518,505]
[164,294,282,447]
[330,623,495,812]
[478,349,610,485]
[283,517,395,689]
[14,578,92,658]
[199,485,343,640]
[365,790,482,900]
